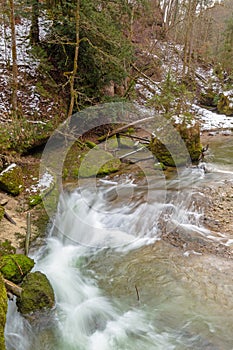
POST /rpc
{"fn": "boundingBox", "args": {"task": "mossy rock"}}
[0,164,24,196]
[78,149,121,177]
[0,274,7,350]
[217,92,233,116]
[16,271,55,315]
[0,254,34,284]
[29,193,42,208]
[0,206,4,221]
[149,118,201,167]
[200,89,219,107]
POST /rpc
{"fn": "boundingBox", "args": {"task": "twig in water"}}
[135,284,140,302]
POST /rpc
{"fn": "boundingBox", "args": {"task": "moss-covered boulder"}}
[0,273,7,350]
[78,149,121,177]
[149,117,202,167]
[16,271,55,315]
[0,164,24,196]
[0,254,34,284]
[217,91,233,116]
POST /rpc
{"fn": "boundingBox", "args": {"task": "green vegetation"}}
[78,149,121,178]
[0,165,24,196]
[149,120,201,167]
[0,274,7,350]
[0,240,16,256]
[0,254,35,284]
[217,92,233,115]
[148,72,194,118]
[16,271,55,315]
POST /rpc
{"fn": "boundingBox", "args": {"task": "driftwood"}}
[118,133,150,144]
[119,147,145,160]
[131,63,162,91]
[4,278,22,297]
[4,211,16,225]
[100,116,155,142]
[135,285,140,302]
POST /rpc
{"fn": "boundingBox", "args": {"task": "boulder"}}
[0,254,34,284]
[217,90,233,116]
[0,274,7,350]
[16,271,55,315]
[149,116,202,167]
[78,149,121,177]
[0,164,24,196]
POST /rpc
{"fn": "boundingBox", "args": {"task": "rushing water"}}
[5,135,233,350]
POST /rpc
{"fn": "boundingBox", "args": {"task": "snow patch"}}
[0,163,17,175]
[193,105,233,131]
[27,171,54,194]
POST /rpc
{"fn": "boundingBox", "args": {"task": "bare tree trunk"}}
[68,0,80,117]
[30,0,40,45]
[9,0,18,116]
[182,0,198,77]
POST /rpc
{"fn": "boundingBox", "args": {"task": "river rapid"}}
[4,133,233,350]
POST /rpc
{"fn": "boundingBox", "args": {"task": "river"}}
[4,132,233,350]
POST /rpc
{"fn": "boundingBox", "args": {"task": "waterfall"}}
[5,174,226,349]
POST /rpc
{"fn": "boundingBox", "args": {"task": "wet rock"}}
[0,273,7,350]
[16,271,55,316]
[217,90,233,116]
[78,149,121,177]
[0,164,24,196]
[149,117,202,166]
[0,254,34,284]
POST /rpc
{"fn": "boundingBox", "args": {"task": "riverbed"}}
[4,115,233,349]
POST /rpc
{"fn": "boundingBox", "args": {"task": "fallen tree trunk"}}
[4,278,22,298]
[99,116,155,142]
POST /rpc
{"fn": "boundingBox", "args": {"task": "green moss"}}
[0,240,16,256]
[16,271,55,315]
[29,194,42,207]
[217,93,233,116]
[0,274,7,350]
[78,149,121,177]
[85,140,97,149]
[154,162,167,171]
[149,119,201,167]
[0,206,4,221]
[0,254,34,284]
[0,165,24,196]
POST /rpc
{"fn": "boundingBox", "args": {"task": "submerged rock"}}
[0,254,34,284]
[0,164,24,196]
[16,271,55,316]
[0,274,7,350]
[149,116,202,167]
